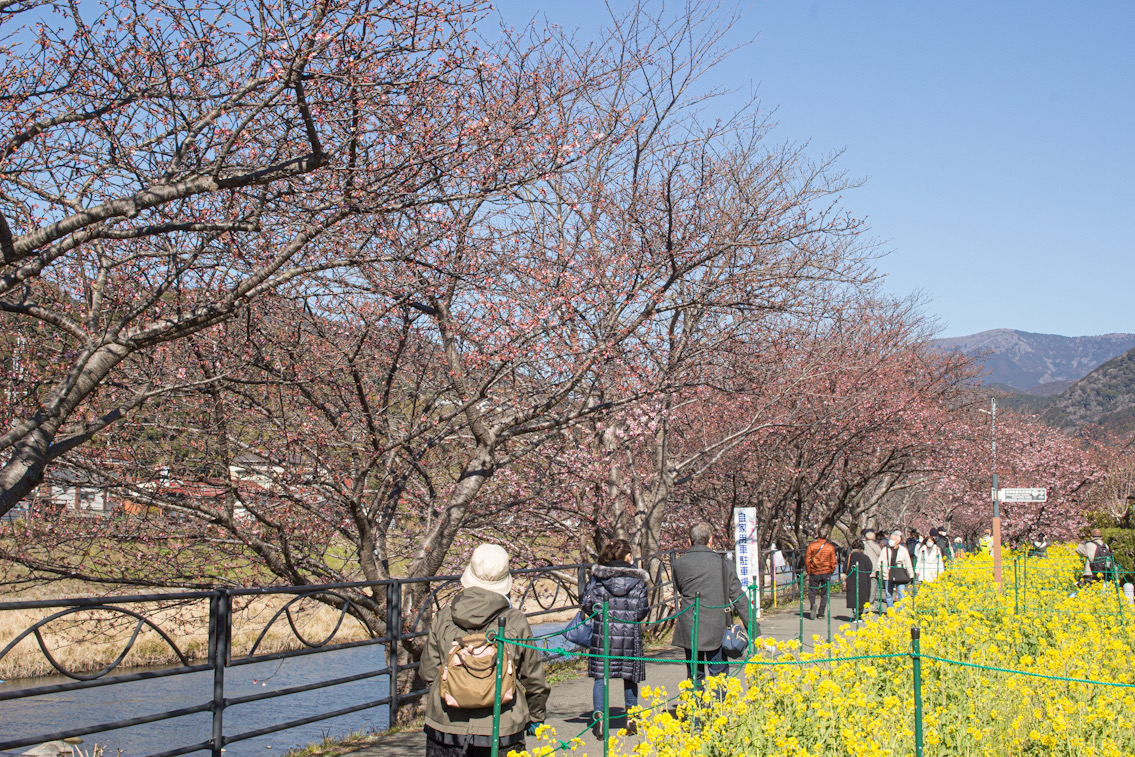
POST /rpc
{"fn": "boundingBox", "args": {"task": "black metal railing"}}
[2,548,830,756]
[0,563,602,757]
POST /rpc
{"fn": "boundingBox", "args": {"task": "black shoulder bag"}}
[720,557,749,655]
[888,546,912,585]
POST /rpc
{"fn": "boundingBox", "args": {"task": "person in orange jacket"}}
[804,526,839,619]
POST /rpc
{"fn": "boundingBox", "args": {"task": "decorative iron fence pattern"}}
[0,563,601,757]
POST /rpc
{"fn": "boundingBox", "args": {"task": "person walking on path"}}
[672,522,752,686]
[581,538,649,739]
[979,528,993,556]
[1076,528,1112,582]
[862,530,882,609]
[905,529,920,570]
[952,536,966,557]
[915,533,943,584]
[804,526,839,620]
[420,544,549,757]
[879,531,914,609]
[932,527,953,563]
[845,539,873,621]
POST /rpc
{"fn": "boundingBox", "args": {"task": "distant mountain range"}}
[931,329,1135,391]
[931,329,1135,436]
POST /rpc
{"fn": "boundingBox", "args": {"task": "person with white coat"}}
[915,534,943,584]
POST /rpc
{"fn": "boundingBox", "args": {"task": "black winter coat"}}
[581,561,650,681]
[845,551,873,610]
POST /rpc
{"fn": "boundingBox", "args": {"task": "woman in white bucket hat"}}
[420,544,549,756]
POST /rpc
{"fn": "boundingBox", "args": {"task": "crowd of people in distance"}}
[803,525,959,621]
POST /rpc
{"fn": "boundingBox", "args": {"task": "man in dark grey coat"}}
[671,522,752,684]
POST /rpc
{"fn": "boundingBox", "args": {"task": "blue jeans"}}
[884,581,907,608]
[684,647,725,684]
[592,678,638,712]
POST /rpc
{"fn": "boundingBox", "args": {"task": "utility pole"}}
[990,397,1002,588]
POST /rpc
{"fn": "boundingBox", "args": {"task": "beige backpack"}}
[439,632,516,709]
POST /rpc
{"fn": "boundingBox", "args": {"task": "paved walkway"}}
[352,594,864,757]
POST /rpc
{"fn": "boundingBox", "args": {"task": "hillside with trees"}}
[931,329,1135,391]
[1045,347,1135,436]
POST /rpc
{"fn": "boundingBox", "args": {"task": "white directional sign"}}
[997,488,1047,503]
[733,507,760,619]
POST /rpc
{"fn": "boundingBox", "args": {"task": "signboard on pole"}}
[997,488,1047,503]
[733,507,760,619]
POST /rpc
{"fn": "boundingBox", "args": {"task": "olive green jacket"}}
[420,587,549,737]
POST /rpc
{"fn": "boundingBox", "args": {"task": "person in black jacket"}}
[906,529,920,569]
[582,538,649,738]
[844,539,873,621]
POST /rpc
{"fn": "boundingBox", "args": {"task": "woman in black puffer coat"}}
[581,538,649,737]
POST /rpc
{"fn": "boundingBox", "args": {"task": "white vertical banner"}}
[733,507,760,619]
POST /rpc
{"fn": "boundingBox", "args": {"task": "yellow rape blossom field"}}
[518,545,1135,756]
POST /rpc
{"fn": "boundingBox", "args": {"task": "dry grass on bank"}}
[0,592,372,681]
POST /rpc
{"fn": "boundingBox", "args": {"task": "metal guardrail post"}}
[911,626,923,757]
[387,579,402,727]
[208,589,231,757]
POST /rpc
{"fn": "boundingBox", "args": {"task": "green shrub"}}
[1099,527,1135,575]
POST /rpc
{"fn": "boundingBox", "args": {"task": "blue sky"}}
[491,1,1135,338]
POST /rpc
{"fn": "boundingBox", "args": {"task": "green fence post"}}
[877,568,884,615]
[1014,559,1020,615]
[491,616,506,757]
[1021,556,1030,617]
[1023,552,1028,613]
[798,572,804,645]
[911,626,924,757]
[690,593,701,684]
[602,599,610,757]
[826,578,831,647]
[748,579,757,656]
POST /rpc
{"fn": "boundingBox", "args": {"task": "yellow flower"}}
[616,545,1135,757]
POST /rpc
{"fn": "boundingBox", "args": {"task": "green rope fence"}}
[918,653,1135,689]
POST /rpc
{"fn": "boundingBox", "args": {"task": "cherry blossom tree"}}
[922,406,1106,542]
[0,0,602,516]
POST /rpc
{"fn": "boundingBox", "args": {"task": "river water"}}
[0,622,572,757]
